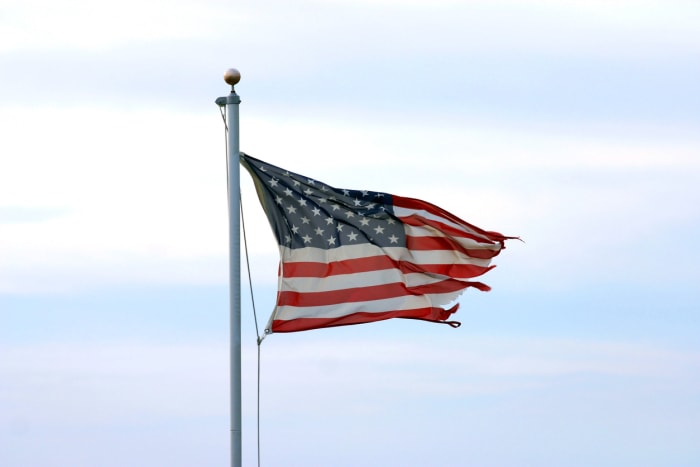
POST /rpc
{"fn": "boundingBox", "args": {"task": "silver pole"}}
[216,68,242,467]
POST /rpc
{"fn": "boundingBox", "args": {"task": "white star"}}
[342,189,350,196]
[285,234,291,244]
[387,218,396,225]
[361,190,369,196]
[298,198,307,207]
[286,205,297,214]
[345,211,355,218]
[301,216,310,224]
[347,231,358,241]
[292,179,301,187]
[353,198,362,206]
[284,188,293,197]
[259,165,267,172]
[337,224,344,232]
[268,177,279,187]
[359,217,370,226]
[331,204,340,211]
[315,227,324,236]
[304,188,313,196]
[325,217,334,225]
[311,207,321,216]
[307,179,316,185]
[292,225,300,234]
[388,234,399,244]
[275,196,283,205]
[374,225,385,234]
[327,236,336,245]
[318,197,328,204]
[302,235,312,244]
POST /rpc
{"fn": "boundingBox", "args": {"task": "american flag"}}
[241,153,513,333]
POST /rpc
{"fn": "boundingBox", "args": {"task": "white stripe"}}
[395,205,493,240]
[281,270,456,294]
[404,224,502,251]
[280,244,493,268]
[281,243,391,262]
[272,290,465,320]
[391,249,493,267]
[404,220,501,250]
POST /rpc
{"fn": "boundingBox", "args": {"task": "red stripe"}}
[406,235,501,259]
[393,195,513,243]
[270,304,460,332]
[283,256,396,277]
[400,213,500,245]
[283,256,493,279]
[277,278,488,307]
[415,262,495,279]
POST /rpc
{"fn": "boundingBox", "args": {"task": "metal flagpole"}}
[216,68,242,467]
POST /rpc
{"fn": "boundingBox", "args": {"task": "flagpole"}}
[216,68,242,467]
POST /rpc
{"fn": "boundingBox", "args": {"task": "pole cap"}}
[224,68,241,86]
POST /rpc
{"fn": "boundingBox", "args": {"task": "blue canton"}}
[242,154,406,250]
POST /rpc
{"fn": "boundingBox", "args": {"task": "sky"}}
[1,0,699,466]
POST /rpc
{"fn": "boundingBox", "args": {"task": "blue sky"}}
[1,0,699,466]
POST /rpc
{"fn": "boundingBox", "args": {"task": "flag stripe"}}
[282,270,445,292]
[273,294,463,320]
[270,305,459,333]
[282,243,494,267]
[403,222,502,247]
[277,277,481,307]
[394,195,510,243]
[281,253,495,279]
[405,235,502,259]
[400,215,505,252]
[399,210,500,246]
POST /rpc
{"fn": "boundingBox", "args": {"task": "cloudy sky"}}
[2,0,699,466]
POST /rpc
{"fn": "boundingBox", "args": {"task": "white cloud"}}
[0,340,231,467]
[2,335,696,428]
[0,106,232,291]
[4,335,696,467]
[4,0,698,60]
[0,0,243,52]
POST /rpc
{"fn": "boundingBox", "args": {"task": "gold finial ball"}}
[224,68,241,86]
